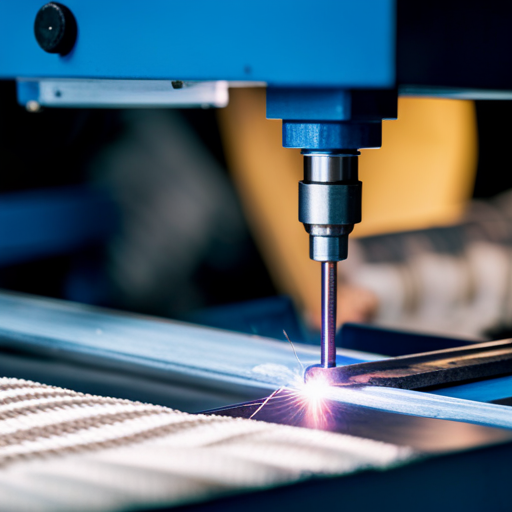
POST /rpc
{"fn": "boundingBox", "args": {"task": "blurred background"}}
[2,80,512,344]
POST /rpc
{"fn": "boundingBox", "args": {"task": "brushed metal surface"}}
[209,389,512,454]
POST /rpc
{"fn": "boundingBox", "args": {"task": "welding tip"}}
[321,261,337,368]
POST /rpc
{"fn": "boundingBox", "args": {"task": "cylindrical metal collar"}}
[304,154,358,183]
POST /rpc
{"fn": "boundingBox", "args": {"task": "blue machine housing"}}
[267,87,397,150]
[1,0,397,151]
[0,0,395,87]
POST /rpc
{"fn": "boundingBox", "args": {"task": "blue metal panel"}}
[267,88,398,120]
[267,88,354,121]
[429,376,512,403]
[17,80,40,105]
[282,120,382,149]
[0,0,395,87]
[267,88,396,149]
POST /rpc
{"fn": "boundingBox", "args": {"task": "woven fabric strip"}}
[0,377,414,512]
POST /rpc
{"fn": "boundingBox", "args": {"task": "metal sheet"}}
[429,375,512,403]
[209,389,512,454]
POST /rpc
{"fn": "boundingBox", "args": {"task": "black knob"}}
[34,3,77,55]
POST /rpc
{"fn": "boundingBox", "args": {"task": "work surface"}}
[1,291,512,430]
[2,292,512,511]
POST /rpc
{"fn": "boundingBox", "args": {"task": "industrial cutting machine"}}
[1,2,512,511]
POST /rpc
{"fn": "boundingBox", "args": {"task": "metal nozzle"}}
[298,153,362,369]
[298,153,362,262]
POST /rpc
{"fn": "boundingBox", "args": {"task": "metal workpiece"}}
[299,154,362,262]
[305,338,512,390]
[209,389,512,453]
[321,261,337,368]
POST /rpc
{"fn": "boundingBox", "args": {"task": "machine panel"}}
[0,0,395,87]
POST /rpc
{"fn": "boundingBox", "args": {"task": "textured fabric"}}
[0,377,414,511]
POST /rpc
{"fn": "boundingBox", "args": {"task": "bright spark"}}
[247,373,333,429]
[249,386,283,419]
[247,367,334,430]
[295,374,332,427]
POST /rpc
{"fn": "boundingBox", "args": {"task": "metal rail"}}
[306,339,512,390]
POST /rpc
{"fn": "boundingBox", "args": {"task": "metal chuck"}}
[299,153,362,368]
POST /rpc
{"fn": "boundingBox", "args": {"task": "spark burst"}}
[250,374,334,429]
[248,331,334,427]
[291,373,334,428]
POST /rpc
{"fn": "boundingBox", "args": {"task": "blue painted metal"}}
[267,88,398,121]
[267,89,356,121]
[429,375,512,403]
[0,186,117,266]
[0,0,395,87]
[267,87,397,150]
[17,80,39,104]
[282,120,382,149]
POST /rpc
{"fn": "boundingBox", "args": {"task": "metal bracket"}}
[17,79,229,109]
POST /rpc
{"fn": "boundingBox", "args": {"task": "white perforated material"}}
[0,377,413,511]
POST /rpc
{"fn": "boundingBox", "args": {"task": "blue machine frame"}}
[0,0,395,87]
